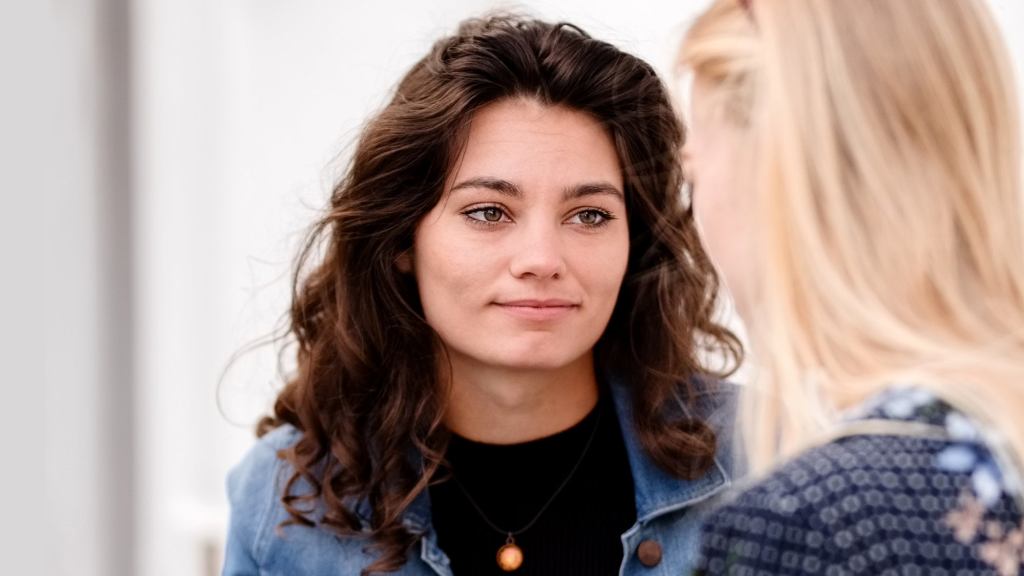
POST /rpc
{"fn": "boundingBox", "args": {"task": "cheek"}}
[609,235,631,291]
[414,239,470,304]
[575,229,630,299]
[689,119,753,265]
[411,221,454,311]
[692,154,756,303]
[693,162,734,250]
[412,218,501,323]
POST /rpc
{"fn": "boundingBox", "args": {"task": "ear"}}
[396,251,413,273]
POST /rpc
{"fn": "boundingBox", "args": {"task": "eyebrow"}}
[449,177,624,202]
[450,177,522,197]
[563,182,624,202]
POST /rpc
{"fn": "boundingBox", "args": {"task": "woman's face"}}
[682,78,756,318]
[410,98,629,373]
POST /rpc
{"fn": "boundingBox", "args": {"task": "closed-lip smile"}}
[493,299,580,320]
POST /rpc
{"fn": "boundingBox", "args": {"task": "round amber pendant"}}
[496,539,523,572]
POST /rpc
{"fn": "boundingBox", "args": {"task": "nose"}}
[508,221,565,280]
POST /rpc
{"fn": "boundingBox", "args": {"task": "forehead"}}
[448,98,624,190]
[465,98,609,140]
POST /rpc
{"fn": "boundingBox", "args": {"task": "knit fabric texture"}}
[696,387,1024,575]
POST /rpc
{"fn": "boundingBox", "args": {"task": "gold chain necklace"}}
[450,407,603,572]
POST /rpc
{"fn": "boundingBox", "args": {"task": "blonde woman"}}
[678,0,1024,573]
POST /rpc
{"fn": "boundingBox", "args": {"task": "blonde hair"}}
[680,0,1024,478]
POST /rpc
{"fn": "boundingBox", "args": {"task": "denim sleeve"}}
[222,436,285,576]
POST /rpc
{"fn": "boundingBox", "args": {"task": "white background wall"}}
[25,1,1024,575]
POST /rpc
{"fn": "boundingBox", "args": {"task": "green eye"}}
[569,209,611,226]
[464,206,509,224]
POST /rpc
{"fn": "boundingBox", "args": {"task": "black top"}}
[429,393,637,575]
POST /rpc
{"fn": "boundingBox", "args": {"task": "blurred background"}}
[20,1,1024,575]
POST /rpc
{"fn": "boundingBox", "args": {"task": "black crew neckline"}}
[445,395,603,456]
[430,389,637,575]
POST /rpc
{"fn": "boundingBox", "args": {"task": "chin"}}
[501,357,574,371]
[448,333,598,373]
[487,346,589,372]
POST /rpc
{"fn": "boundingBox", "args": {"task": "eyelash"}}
[566,208,615,228]
[460,205,616,229]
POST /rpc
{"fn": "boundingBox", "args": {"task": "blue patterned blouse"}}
[695,386,1024,575]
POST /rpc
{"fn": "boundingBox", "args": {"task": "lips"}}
[493,299,580,321]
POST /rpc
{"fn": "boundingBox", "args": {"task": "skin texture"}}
[682,79,755,318]
[408,98,629,444]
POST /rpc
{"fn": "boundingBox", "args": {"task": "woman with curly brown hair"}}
[223,14,742,576]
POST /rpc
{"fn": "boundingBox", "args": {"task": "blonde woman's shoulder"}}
[696,432,1024,575]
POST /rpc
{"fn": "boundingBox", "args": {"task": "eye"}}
[463,206,510,224]
[566,209,613,227]
[480,207,503,222]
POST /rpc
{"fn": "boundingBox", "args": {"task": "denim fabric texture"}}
[223,375,737,576]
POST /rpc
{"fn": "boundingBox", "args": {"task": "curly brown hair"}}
[257,14,742,574]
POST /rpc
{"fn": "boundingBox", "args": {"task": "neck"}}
[442,353,600,444]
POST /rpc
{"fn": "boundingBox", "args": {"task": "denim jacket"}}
[223,377,737,576]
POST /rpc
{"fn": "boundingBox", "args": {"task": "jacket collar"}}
[606,373,736,522]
